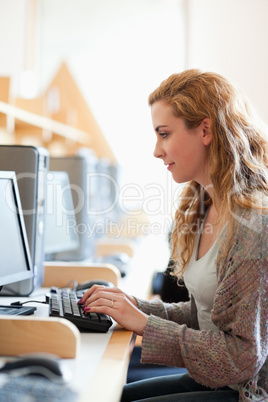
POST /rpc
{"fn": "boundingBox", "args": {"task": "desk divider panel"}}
[0,316,80,358]
[43,262,121,288]
[95,239,135,258]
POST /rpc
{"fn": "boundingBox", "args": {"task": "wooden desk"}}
[0,290,133,402]
[80,328,134,402]
[79,234,169,401]
[0,234,169,402]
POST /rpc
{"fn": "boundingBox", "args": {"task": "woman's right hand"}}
[78,285,148,336]
[79,284,138,307]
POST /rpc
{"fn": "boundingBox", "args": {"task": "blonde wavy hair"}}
[149,69,268,277]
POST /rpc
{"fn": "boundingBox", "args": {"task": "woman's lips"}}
[167,162,175,170]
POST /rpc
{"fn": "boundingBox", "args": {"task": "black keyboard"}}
[48,287,113,332]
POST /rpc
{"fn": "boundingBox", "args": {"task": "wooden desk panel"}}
[43,261,121,288]
[0,315,80,358]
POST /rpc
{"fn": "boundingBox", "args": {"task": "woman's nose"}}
[153,141,164,159]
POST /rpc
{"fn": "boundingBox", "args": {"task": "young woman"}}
[79,70,268,401]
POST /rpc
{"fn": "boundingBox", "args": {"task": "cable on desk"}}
[10,300,48,306]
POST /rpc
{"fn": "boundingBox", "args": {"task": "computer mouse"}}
[0,355,66,383]
[76,279,114,291]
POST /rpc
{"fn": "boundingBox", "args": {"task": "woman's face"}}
[151,100,212,186]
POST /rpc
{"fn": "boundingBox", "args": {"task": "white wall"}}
[0,0,28,96]
[186,0,268,123]
[38,0,186,234]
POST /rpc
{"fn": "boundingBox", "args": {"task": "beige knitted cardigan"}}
[137,209,268,401]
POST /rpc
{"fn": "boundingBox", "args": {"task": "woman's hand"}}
[78,285,148,336]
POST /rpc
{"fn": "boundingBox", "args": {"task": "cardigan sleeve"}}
[140,211,268,391]
[136,297,199,330]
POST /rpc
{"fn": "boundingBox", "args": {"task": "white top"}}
[183,224,239,391]
[183,229,219,332]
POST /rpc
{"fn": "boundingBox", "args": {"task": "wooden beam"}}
[0,101,91,145]
[46,63,117,162]
[0,77,10,127]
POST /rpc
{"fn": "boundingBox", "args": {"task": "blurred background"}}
[0,0,268,234]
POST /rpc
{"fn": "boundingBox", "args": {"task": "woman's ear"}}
[202,118,212,146]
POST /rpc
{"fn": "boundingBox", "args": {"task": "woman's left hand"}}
[79,285,148,336]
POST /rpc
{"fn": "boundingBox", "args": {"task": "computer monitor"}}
[49,154,97,260]
[44,171,80,260]
[0,171,33,292]
[0,145,49,294]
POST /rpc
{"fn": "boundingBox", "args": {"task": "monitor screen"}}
[0,171,33,289]
[50,155,96,260]
[44,171,80,258]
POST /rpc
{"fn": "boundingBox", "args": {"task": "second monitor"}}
[44,171,80,261]
[49,154,97,261]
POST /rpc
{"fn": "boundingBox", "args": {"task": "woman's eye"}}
[159,133,168,139]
